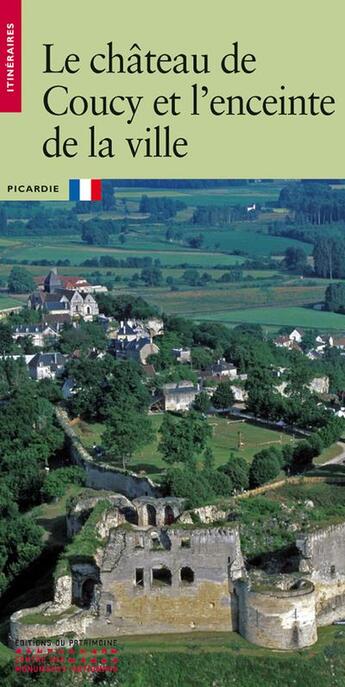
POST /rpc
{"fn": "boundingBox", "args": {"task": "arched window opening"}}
[164,505,174,525]
[81,578,96,607]
[147,504,157,526]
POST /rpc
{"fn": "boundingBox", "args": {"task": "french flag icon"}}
[69,179,102,201]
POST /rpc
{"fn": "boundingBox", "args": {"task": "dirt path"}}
[322,442,345,466]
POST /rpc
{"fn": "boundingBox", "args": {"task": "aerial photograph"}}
[1,179,345,686]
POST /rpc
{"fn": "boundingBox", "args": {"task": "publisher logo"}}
[14,646,119,675]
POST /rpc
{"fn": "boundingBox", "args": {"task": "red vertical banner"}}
[0,0,21,112]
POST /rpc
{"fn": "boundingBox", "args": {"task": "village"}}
[2,179,345,683]
[1,266,345,656]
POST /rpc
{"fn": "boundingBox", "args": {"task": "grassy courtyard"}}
[75,416,295,478]
[74,415,343,480]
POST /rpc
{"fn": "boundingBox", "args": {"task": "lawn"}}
[74,415,342,479]
[75,416,295,478]
[194,306,345,331]
[0,295,23,311]
[75,625,345,687]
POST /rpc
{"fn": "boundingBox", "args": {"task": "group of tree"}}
[139,195,185,219]
[283,246,308,274]
[7,266,35,293]
[80,255,160,269]
[0,361,66,596]
[58,320,108,354]
[279,182,345,225]
[192,204,250,225]
[313,236,345,279]
[325,282,345,313]
[95,293,158,320]
[66,352,153,469]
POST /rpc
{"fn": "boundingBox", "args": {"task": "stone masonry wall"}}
[297,522,345,624]
[9,604,95,648]
[89,526,244,637]
[237,578,317,650]
[56,408,161,499]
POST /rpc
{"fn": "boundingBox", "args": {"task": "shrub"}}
[290,440,315,474]
[307,432,324,457]
[219,454,249,491]
[204,469,233,497]
[249,449,281,488]
[163,466,213,509]
[41,466,86,502]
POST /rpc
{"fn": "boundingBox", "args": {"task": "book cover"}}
[1,2,345,686]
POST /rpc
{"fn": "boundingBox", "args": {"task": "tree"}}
[283,246,308,273]
[220,454,249,492]
[246,368,282,419]
[0,484,44,595]
[193,391,211,414]
[290,440,315,474]
[182,269,200,286]
[140,267,163,287]
[59,321,107,354]
[95,293,158,320]
[0,207,7,232]
[300,329,318,352]
[158,411,211,466]
[204,469,233,497]
[313,237,345,279]
[8,266,35,293]
[191,347,214,371]
[187,234,204,248]
[203,447,215,470]
[0,322,13,355]
[68,356,150,422]
[164,466,213,509]
[249,448,281,488]
[284,352,313,398]
[81,220,110,245]
[325,282,345,313]
[212,380,235,409]
[0,357,30,399]
[102,401,153,469]
[41,467,85,502]
[101,180,116,211]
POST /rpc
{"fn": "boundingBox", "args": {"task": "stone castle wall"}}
[90,526,244,636]
[9,603,94,648]
[297,521,345,582]
[56,408,161,499]
[297,522,345,624]
[237,578,317,651]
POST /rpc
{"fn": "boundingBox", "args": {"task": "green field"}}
[115,181,284,207]
[74,416,318,479]
[123,284,327,317]
[0,295,24,311]
[2,625,345,686]
[194,306,345,331]
[0,238,245,267]
[183,227,312,256]
[78,626,345,687]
